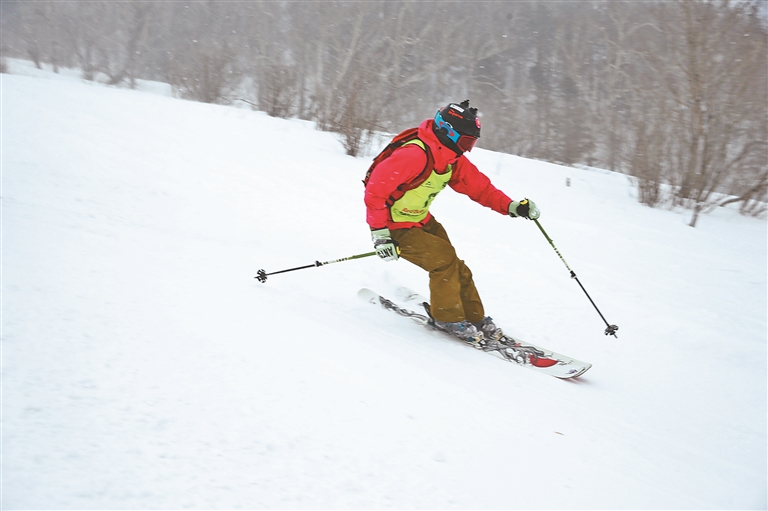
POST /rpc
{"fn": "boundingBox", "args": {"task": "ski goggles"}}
[434,110,478,152]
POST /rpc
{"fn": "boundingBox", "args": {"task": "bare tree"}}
[164,2,243,104]
[285,2,391,155]
[236,2,300,118]
[640,0,767,226]
[96,2,155,88]
[12,0,70,71]
[253,62,298,118]
[590,3,656,171]
[167,38,241,104]
[625,85,678,207]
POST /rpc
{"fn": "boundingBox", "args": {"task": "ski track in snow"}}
[2,59,767,509]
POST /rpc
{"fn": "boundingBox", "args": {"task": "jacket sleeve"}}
[364,145,429,229]
[448,157,512,215]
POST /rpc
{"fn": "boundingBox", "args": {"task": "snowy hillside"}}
[3,60,766,509]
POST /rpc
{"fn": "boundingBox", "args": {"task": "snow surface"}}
[2,59,766,509]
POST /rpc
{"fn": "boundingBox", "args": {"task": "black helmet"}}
[433,100,481,154]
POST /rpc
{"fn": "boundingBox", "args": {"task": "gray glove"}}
[371,228,400,262]
[509,199,540,220]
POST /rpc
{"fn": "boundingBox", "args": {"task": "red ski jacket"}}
[364,119,513,230]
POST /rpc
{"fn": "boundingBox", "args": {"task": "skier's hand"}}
[509,199,540,220]
[371,228,400,262]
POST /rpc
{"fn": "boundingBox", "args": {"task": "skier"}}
[364,100,540,345]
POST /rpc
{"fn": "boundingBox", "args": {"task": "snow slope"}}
[3,60,766,509]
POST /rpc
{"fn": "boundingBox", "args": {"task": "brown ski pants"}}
[390,216,485,323]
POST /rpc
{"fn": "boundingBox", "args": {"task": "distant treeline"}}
[2,0,766,225]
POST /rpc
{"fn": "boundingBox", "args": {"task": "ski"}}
[359,288,592,379]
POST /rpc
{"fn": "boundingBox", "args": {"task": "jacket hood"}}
[417,119,461,170]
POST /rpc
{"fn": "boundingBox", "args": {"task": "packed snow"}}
[2,59,766,509]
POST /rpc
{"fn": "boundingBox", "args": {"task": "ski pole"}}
[256,251,377,283]
[533,219,619,338]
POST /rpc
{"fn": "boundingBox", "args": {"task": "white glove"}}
[509,199,541,220]
[371,228,400,262]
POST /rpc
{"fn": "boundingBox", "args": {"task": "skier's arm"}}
[448,157,513,215]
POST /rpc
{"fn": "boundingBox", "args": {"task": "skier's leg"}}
[420,218,485,323]
[391,217,485,323]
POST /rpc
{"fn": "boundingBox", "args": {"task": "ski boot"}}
[474,316,503,342]
[433,319,487,349]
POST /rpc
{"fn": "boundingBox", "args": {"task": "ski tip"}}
[357,288,380,304]
[395,286,429,303]
[557,363,592,379]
